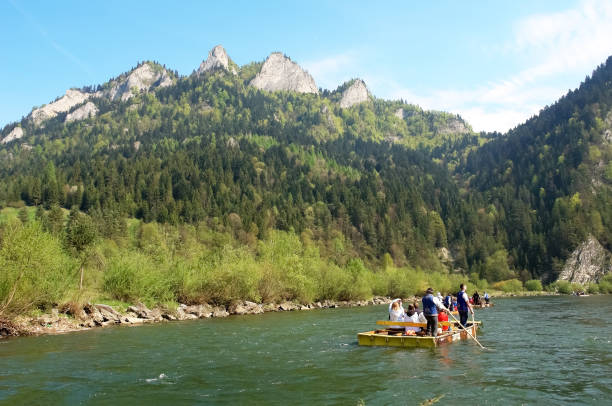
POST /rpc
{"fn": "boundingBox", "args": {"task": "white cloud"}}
[512,0,612,81]
[305,0,612,133]
[443,0,612,132]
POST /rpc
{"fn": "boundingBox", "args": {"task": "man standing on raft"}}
[457,283,474,327]
[422,287,445,336]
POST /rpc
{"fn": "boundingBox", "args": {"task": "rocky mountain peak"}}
[250,52,318,94]
[197,45,236,75]
[30,89,91,125]
[24,62,174,127]
[100,62,174,102]
[339,79,369,108]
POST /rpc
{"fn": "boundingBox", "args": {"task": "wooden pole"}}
[443,307,487,350]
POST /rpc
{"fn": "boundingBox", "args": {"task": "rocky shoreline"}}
[0,297,398,339]
[0,291,566,339]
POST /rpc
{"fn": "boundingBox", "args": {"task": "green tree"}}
[482,249,513,282]
[18,207,29,224]
[46,205,65,235]
[65,207,97,290]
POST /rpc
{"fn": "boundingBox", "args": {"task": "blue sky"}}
[2,0,612,132]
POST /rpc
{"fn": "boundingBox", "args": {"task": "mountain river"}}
[1,295,611,405]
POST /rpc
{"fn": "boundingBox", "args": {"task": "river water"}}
[1,295,611,405]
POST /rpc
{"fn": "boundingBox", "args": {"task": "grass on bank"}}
[0,212,609,318]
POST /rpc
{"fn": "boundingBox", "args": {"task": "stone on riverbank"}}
[83,304,105,325]
[176,305,199,320]
[122,316,144,324]
[229,301,264,315]
[212,306,229,318]
[182,304,214,318]
[262,303,279,312]
[95,304,122,323]
[126,303,162,321]
[279,302,298,311]
[0,319,21,337]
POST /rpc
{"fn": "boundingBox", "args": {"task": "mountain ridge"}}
[1,46,471,137]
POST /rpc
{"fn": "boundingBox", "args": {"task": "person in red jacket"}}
[438,308,450,332]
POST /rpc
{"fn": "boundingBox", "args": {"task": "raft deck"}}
[473,303,493,308]
[358,320,480,348]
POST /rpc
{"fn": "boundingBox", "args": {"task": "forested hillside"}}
[462,56,612,282]
[1,46,611,301]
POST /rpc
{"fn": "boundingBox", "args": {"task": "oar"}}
[443,307,487,350]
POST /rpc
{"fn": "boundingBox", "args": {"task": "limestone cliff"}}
[65,102,99,122]
[1,126,24,144]
[30,89,91,125]
[98,62,174,102]
[439,118,470,134]
[250,53,318,94]
[558,235,612,284]
[197,45,237,75]
[339,79,369,108]
[25,63,172,127]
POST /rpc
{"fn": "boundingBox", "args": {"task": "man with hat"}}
[422,287,445,336]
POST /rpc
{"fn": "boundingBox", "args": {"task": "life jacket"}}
[457,290,468,312]
[438,312,449,331]
[422,294,438,316]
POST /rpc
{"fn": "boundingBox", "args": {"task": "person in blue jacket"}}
[422,287,445,336]
[456,283,474,328]
[443,293,453,310]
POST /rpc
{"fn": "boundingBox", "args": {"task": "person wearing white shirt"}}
[389,300,404,329]
[388,298,404,314]
[403,304,421,333]
[417,311,427,323]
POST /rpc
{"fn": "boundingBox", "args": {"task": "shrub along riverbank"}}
[0,217,480,317]
[1,209,609,329]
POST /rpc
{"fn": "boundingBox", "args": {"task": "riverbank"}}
[0,296,401,339]
[0,291,571,339]
[490,291,558,297]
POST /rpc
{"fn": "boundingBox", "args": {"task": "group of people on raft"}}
[467,290,491,306]
[388,284,489,337]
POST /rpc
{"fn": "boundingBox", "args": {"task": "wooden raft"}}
[357,320,480,348]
